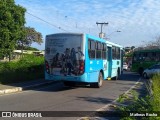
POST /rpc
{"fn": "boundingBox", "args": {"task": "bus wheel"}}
[112,70,120,80]
[90,72,103,88]
[115,69,120,80]
[138,67,144,76]
[63,81,75,87]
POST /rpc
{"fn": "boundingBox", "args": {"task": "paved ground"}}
[0,79,56,95]
[0,71,142,120]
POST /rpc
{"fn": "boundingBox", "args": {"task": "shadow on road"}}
[76,96,113,104]
[0,71,141,94]
[118,71,140,81]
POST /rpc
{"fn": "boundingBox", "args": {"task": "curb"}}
[0,81,57,96]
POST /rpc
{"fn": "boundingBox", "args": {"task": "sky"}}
[15,0,160,50]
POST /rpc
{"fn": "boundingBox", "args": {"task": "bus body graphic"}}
[45,33,123,87]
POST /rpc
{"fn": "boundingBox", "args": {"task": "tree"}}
[131,46,135,50]
[16,46,39,51]
[17,27,43,52]
[154,35,160,47]
[145,35,160,49]
[0,0,26,60]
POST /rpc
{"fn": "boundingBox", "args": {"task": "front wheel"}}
[90,72,103,88]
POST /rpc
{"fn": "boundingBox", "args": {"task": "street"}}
[0,71,141,120]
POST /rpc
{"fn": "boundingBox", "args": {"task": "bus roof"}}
[134,49,160,53]
[86,33,123,48]
[46,33,123,48]
[46,32,84,37]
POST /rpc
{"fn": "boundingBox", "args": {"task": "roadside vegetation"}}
[0,55,44,84]
[0,0,44,84]
[0,0,43,61]
[117,74,160,120]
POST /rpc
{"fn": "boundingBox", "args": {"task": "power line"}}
[26,11,109,36]
[26,11,88,33]
[26,12,69,32]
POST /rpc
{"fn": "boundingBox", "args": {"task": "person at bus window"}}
[65,48,73,75]
[55,53,60,67]
[60,53,67,74]
[75,47,84,75]
[70,48,77,73]
[63,48,69,75]
[46,47,50,54]
[51,53,59,74]
[76,47,84,60]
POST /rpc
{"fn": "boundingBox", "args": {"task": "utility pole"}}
[96,22,108,38]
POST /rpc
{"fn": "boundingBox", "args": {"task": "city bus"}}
[45,33,123,88]
[132,48,160,75]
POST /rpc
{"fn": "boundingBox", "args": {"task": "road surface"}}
[0,71,140,120]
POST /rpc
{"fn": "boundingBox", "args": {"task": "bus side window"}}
[102,43,107,60]
[88,40,91,58]
[116,47,120,59]
[112,46,116,59]
[88,39,95,59]
[96,42,102,59]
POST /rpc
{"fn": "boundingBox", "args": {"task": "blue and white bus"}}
[45,33,123,88]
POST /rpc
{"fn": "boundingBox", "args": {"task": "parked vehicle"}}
[143,64,160,78]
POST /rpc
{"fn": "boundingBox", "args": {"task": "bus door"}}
[107,47,112,78]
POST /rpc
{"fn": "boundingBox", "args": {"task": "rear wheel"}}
[138,67,144,76]
[115,71,119,80]
[90,72,103,88]
[113,69,120,80]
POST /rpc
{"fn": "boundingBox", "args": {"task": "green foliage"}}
[125,52,133,57]
[118,96,155,120]
[117,74,160,120]
[24,46,39,51]
[17,27,43,50]
[0,0,26,59]
[0,55,44,84]
[117,93,129,103]
[131,61,158,72]
[151,74,160,111]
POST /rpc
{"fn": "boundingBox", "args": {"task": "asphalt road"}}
[0,71,140,120]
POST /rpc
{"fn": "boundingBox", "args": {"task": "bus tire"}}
[116,69,120,80]
[138,67,144,76]
[90,72,103,88]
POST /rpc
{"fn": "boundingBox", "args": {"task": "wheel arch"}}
[100,69,104,80]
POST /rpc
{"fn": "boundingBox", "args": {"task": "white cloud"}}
[15,0,160,49]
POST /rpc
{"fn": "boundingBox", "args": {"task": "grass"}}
[116,74,160,120]
[0,55,44,84]
[151,74,160,111]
